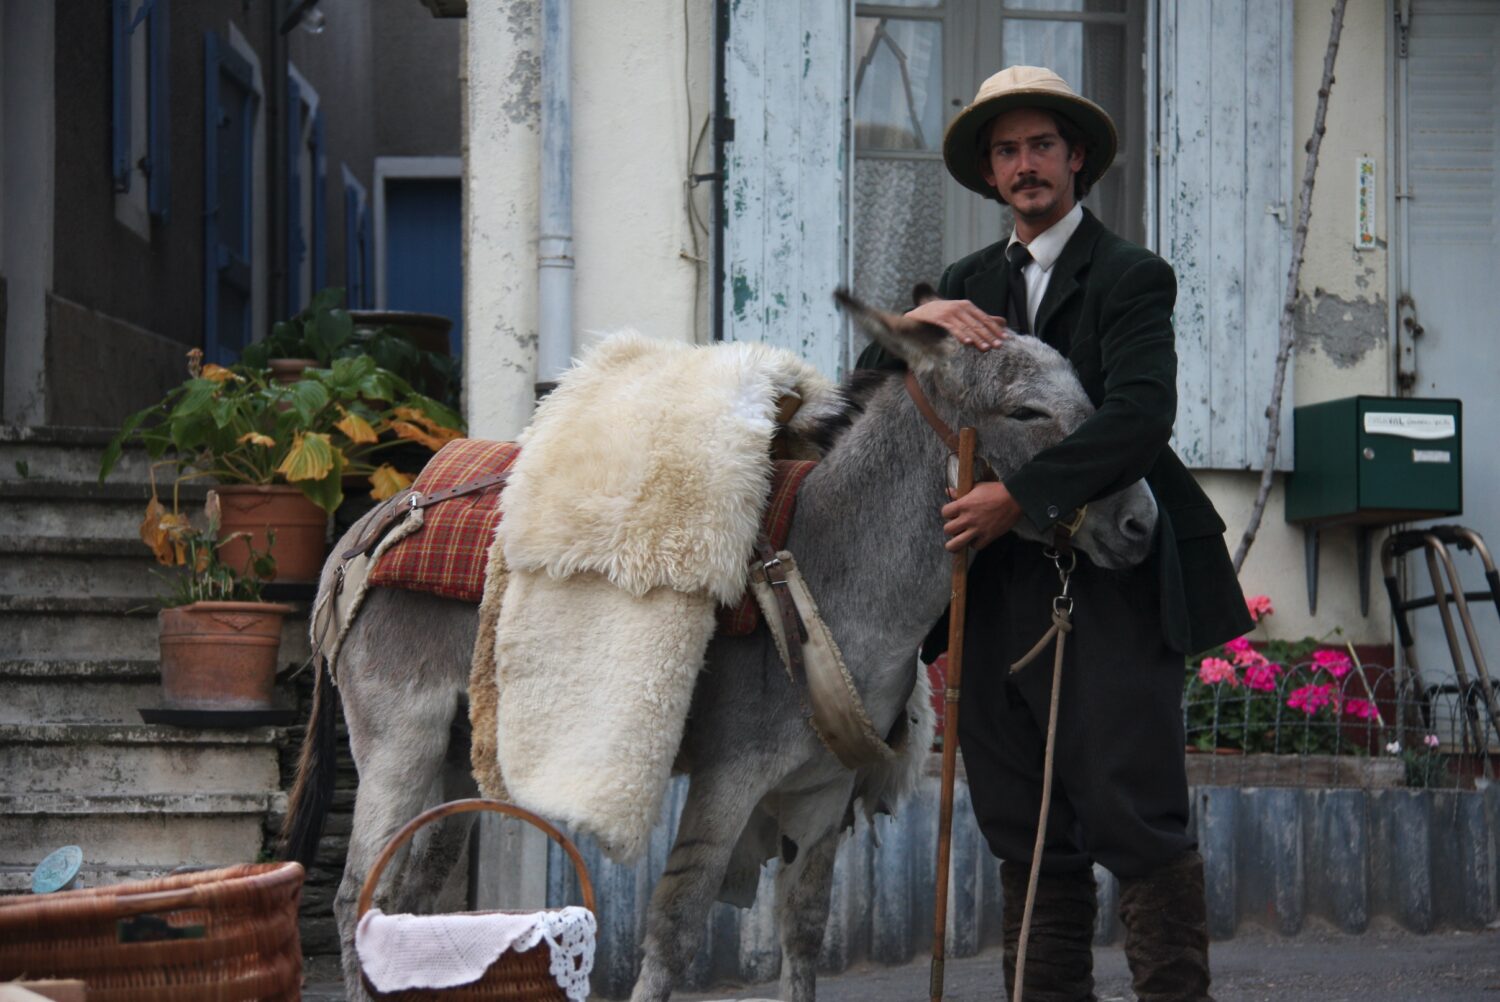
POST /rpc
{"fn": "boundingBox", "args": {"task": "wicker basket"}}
[0,861,305,1001]
[358,799,597,1001]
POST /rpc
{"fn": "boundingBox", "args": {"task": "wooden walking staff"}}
[930,426,977,1002]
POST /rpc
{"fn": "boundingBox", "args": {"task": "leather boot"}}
[1117,851,1215,1002]
[1000,860,1097,1002]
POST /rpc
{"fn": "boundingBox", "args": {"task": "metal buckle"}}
[1056,504,1087,537]
[407,491,423,511]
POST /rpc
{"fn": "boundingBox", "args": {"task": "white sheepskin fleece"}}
[493,569,716,860]
[500,332,844,605]
[489,331,844,861]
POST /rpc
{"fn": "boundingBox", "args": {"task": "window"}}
[204,29,261,362]
[112,0,170,227]
[850,0,1145,317]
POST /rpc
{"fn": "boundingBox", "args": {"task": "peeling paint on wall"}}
[1296,291,1387,369]
[503,51,541,126]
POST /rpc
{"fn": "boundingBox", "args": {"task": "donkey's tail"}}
[280,655,339,866]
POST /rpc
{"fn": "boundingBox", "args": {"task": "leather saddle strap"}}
[904,370,959,452]
[340,470,512,560]
[751,539,809,681]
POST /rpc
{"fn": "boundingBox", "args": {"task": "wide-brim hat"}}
[942,65,1118,198]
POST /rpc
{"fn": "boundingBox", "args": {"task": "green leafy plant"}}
[100,350,464,515]
[143,490,277,607]
[241,287,459,409]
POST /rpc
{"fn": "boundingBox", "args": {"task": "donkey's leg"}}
[775,828,840,1002]
[630,768,765,1002]
[333,590,474,999]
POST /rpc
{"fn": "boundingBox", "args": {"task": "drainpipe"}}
[535,0,573,396]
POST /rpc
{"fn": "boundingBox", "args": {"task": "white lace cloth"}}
[356,905,596,1000]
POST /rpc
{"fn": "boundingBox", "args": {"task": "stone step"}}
[0,479,208,541]
[0,425,159,485]
[0,723,285,796]
[0,864,177,895]
[0,549,172,599]
[1,598,311,662]
[0,791,283,869]
[0,658,162,722]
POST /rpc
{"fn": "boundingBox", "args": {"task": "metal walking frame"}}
[1380,525,1500,774]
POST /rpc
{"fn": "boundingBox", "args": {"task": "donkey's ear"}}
[834,288,954,372]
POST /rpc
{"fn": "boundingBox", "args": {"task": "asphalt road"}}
[306,923,1500,1000]
[678,925,1500,1002]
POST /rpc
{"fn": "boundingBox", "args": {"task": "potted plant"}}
[101,348,464,581]
[145,491,292,711]
[243,286,460,411]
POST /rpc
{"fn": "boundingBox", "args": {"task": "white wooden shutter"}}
[1158,0,1294,470]
[722,0,849,377]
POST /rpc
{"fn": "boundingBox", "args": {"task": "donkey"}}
[281,296,1161,1001]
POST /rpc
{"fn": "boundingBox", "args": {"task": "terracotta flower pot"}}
[216,484,329,582]
[158,601,295,710]
[267,357,320,385]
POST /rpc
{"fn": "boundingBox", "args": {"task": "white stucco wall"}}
[463,0,713,440]
[1203,0,1394,645]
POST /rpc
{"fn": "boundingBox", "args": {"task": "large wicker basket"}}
[358,799,597,1001]
[0,861,305,1001]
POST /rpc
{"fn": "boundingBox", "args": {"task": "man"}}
[859,67,1250,1001]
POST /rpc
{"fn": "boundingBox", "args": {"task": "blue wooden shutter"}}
[722,0,849,377]
[286,75,305,311]
[147,0,170,219]
[111,0,133,192]
[204,31,259,363]
[1158,0,1295,470]
[310,111,327,293]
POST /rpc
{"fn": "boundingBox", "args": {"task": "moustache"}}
[1012,178,1049,193]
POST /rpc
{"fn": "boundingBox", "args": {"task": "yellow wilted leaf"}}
[368,464,414,501]
[139,496,175,565]
[237,431,277,447]
[335,408,379,445]
[201,364,243,383]
[390,420,462,452]
[276,431,336,482]
[392,406,460,438]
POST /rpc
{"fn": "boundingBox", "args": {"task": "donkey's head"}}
[837,291,1157,569]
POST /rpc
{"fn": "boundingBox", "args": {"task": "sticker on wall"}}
[1355,156,1377,250]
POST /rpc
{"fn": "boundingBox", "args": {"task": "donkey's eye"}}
[1009,407,1047,421]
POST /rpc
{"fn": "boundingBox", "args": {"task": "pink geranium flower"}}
[1243,662,1282,692]
[1246,595,1274,622]
[1342,698,1379,721]
[1312,648,1353,679]
[1287,682,1337,716]
[1226,636,1268,667]
[1197,657,1238,687]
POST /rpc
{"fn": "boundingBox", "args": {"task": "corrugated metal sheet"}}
[548,776,1500,998]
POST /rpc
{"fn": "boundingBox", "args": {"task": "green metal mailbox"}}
[1285,395,1462,613]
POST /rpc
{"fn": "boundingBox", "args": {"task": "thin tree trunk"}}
[1232,0,1349,575]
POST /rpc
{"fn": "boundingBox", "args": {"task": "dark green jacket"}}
[862,208,1251,654]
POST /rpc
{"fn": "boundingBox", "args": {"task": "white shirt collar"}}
[1007,202,1083,274]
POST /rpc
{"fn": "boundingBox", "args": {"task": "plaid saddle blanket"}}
[369,438,815,636]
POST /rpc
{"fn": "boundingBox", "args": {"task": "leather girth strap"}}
[750,539,809,680]
[341,470,512,561]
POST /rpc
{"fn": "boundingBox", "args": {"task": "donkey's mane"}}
[788,366,893,457]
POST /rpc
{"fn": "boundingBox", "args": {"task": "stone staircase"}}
[0,425,309,894]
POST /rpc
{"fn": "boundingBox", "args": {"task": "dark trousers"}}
[957,535,1193,880]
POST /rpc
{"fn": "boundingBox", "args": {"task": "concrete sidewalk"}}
[678,925,1500,1002]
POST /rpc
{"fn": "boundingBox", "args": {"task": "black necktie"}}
[1006,242,1032,335]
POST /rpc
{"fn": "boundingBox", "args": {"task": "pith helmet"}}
[942,65,1118,197]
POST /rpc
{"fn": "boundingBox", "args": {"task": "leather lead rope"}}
[1007,545,1076,1002]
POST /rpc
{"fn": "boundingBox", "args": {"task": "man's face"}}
[979,107,1085,227]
